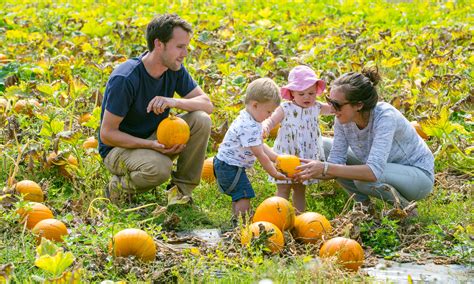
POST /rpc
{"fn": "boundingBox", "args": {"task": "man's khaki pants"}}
[103,111,211,197]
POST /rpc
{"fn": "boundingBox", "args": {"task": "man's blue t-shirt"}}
[99,52,197,158]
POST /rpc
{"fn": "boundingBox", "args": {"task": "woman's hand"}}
[293,158,324,181]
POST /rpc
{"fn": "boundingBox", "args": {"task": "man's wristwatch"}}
[322,162,329,176]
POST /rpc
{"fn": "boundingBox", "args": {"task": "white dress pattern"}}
[272,101,325,185]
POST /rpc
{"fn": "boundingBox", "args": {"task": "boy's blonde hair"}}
[245,77,281,105]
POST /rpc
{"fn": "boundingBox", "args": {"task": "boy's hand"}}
[262,125,270,139]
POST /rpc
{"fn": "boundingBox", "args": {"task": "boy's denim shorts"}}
[213,157,255,202]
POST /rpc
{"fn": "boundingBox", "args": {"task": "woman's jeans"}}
[322,137,434,207]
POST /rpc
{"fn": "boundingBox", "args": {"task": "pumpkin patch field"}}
[1,0,473,282]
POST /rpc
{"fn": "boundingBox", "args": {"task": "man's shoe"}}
[166,182,194,205]
[104,176,122,204]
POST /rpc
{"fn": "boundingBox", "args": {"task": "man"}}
[99,14,213,202]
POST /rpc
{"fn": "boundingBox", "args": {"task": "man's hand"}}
[149,140,186,155]
[147,96,178,115]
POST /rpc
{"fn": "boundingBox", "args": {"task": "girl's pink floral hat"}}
[281,65,326,100]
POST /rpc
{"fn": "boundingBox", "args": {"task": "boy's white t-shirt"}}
[216,109,262,168]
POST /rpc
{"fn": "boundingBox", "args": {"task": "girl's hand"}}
[293,159,323,181]
[271,171,290,180]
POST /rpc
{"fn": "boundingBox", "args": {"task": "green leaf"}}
[35,251,75,277]
[36,238,61,257]
[37,84,54,95]
[51,119,65,135]
[39,124,52,137]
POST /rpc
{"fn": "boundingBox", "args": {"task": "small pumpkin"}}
[82,137,98,149]
[252,196,295,231]
[319,237,364,271]
[17,202,54,230]
[0,98,8,114]
[32,218,68,243]
[201,157,215,182]
[13,99,28,113]
[59,154,78,178]
[109,228,157,262]
[410,121,429,140]
[157,115,190,148]
[241,221,284,254]
[292,212,332,244]
[275,155,301,178]
[15,180,44,202]
[13,99,39,115]
[78,113,92,124]
[0,54,8,63]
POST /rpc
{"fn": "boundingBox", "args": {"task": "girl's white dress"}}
[271,101,325,185]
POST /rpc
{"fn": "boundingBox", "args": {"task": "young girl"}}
[263,65,332,213]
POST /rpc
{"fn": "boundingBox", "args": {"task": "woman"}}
[294,66,434,213]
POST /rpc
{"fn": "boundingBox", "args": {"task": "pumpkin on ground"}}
[241,221,284,254]
[157,115,190,148]
[13,99,39,116]
[292,212,332,244]
[82,137,98,149]
[32,218,68,243]
[0,98,8,113]
[15,180,44,202]
[319,237,364,271]
[17,202,54,230]
[275,155,301,178]
[252,196,295,231]
[201,157,215,182]
[410,121,429,140]
[78,113,92,124]
[109,228,157,262]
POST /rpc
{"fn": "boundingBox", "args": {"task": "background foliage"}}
[0,0,472,282]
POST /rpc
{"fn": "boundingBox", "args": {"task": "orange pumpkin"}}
[15,180,44,202]
[201,157,215,182]
[78,113,92,124]
[46,151,58,167]
[252,196,295,231]
[13,99,39,115]
[0,54,7,63]
[241,221,284,253]
[82,137,98,149]
[410,121,429,140]
[109,228,157,262]
[13,99,28,113]
[292,212,332,243]
[275,155,301,178]
[0,98,8,113]
[59,154,78,178]
[32,219,68,243]
[268,123,280,139]
[67,154,78,166]
[319,237,364,271]
[17,202,54,230]
[157,115,190,148]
